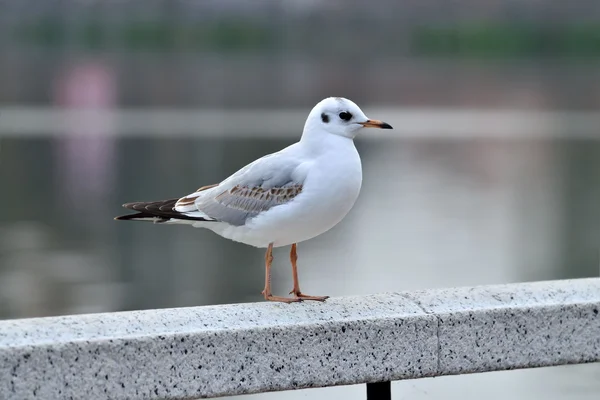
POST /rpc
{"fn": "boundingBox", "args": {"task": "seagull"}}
[115,97,392,303]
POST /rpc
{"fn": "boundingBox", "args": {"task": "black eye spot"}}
[321,113,329,123]
[339,111,352,121]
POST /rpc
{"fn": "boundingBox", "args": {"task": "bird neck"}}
[299,126,355,156]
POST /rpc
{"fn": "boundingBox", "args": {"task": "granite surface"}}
[1,278,598,400]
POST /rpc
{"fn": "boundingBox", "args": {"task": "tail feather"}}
[115,198,213,223]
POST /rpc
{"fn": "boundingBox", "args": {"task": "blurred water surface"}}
[1,133,599,318]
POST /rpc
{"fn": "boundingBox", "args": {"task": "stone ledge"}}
[1,278,599,399]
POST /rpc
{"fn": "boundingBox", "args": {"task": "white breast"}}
[215,140,362,248]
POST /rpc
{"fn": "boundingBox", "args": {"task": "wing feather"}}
[176,145,308,226]
[196,183,303,226]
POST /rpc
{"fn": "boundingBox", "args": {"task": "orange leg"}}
[262,243,302,303]
[289,243,329,301]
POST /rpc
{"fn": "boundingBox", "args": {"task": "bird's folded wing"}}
[176,152,309,226]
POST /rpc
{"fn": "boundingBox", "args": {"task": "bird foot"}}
[289,291,330,302]
[262,291,304,303]
[265,295,304,303]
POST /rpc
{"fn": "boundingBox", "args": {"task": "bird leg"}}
[289,243,329,301]
[262,243,302,303]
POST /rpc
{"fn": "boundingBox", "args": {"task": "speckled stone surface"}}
[0,279,598,400]
[0,292,437,399]
[404,278,600,375]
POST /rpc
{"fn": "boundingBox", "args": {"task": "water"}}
[0,134,599,398]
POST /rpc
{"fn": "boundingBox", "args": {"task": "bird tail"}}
[114,198,212,223]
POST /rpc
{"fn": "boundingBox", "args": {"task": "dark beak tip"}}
[381,122,393,129]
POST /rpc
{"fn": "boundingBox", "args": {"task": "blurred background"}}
[0,0,598,399]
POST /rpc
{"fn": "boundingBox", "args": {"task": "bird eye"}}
[321,113,329,123]
[339,111,352,121]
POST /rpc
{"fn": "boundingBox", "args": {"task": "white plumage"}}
[116,97,392,302]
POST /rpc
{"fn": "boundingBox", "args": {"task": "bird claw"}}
[289,291,330,302]
[264,294,304,303]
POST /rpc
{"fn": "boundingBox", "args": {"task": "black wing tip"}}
[114,212,167,222]
[116,198,214,223]
[122,202,147,210]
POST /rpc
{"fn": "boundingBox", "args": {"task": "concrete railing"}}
[1,278,599,400]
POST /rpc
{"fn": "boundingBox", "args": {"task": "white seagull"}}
[116,97,392,302]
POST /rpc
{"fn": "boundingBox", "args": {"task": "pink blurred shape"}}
[53,61,117,219]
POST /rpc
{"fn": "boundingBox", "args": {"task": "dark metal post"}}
[366,381,391,400]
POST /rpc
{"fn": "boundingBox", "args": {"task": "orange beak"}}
[359,119,393,129]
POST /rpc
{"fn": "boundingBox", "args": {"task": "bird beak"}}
[359,119,393,129]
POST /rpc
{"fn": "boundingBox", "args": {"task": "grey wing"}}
[194,153,307,226]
